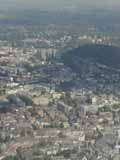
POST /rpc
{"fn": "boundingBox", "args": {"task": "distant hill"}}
[0,9,120,28]
[61,44,120,73]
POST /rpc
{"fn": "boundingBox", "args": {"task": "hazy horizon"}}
[1,0,120,11]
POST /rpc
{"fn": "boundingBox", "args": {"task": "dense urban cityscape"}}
[0,5,120,160]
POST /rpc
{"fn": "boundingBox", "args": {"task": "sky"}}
[1,0,120,10]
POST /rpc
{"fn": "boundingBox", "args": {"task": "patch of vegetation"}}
[61,44,120,72]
